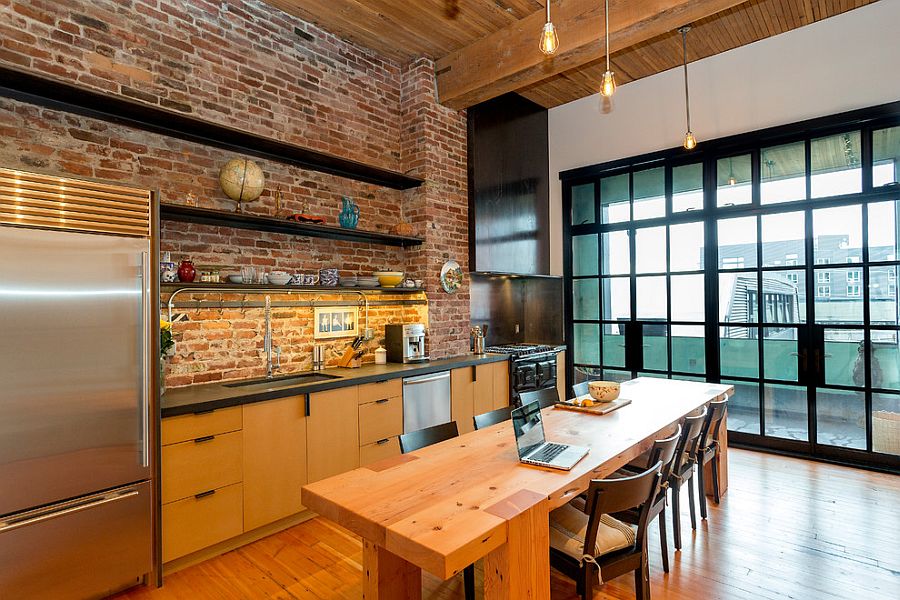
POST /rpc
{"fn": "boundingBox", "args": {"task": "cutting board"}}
[554,397,632,415]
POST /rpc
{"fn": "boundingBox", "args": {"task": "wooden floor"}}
[113,449,900,599]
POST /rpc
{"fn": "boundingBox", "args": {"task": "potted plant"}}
[160,320,175,395]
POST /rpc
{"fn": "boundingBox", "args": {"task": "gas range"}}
[486,343,562,404]
[485,343,560,361]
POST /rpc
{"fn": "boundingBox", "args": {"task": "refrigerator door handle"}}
[0,487,141,534]
[140,250,150,468]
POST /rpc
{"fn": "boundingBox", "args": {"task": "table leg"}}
[362,540,421,600]
[483,496,550,600]
[703,412,729,498]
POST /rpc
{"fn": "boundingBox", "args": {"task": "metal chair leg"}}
[698,458,708,519]
[712,453,721,504]
[687,474,697,530]
[671,481,682,550]
[659,506,669,573]
[463,564,475,600]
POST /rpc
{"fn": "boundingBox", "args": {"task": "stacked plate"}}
[339,275,358,287]
[357,276,379,287]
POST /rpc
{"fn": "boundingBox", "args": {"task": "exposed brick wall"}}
[0,1,470,384]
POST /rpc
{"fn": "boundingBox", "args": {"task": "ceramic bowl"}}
[268,273,292,285]
[227,274,243,284]
[588,381,621,403]
[373,271,404,287]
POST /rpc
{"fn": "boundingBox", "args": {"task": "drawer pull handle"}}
[195,490,216,500]
[375,380,389,384]
[562,487,581,497]
[193,409,216,415]
[376,438,390,445]
[375,398,389,404]
[194,435,215,443]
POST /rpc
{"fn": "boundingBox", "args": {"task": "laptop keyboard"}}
[529,443,568,462]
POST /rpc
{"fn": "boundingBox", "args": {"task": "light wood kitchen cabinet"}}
[358,395,402,446]
[491,361,510,410]
[473,363,495,417]
[451,367,476,434]
[307,386,360,483]
[161,483,243,563]
[161,406,242,445]
[242,395,307,532]
[453,360,510,433]
[360,437,401,466]
[161,430,242,504]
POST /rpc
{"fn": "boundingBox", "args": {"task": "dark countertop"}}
[161,353,509,417]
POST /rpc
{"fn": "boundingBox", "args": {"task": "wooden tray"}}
[554,398,632,415]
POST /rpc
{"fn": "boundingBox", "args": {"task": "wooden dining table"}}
[301,377,733,599]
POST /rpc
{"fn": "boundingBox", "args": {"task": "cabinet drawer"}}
[360,436,401,467]
[358,378,402,405]
[358,396,403,446]
[161,431,242,504]
[162,483,242,563]
[161,407,242,445]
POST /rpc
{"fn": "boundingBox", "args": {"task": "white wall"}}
[548,0,900,275]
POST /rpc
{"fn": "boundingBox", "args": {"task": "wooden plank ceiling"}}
[264,0,879,109]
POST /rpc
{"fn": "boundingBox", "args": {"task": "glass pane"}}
[872,329,900,391]
[571,183,595,225]
[600,173,630,223]
[815,268,864,326]
[716,154,752,207]
[724,379,760,435]
[602,323,626,368]
[811,131,862,198]
[601,277,631,320]
[761,211,805,267]
[671,325,705,374]
[719,272,758,323]
[718,216,757,269]
[672,163,703,213]
[816,388,865,449]
[763,383,808,441]
[763,327,798,382]
[869,266,898,325]
[572,234,598,276]
[813,205,863,266]
[669,221,705,272]
[573,278,599,320]
[720,327,759,378]
[602,369,632,383]
[873,392,900,455]
[873,125,900,187]
[633,167,665,220]
[601,230,630,275]
[642,324,667,371]
[636,276,667,320]
[761,141,806,204]
[635,226,666,274]
[762,270,805,324]
[868,200,899,262]
[671,275,705,321]
[573,323,600,364]
[823,328,864,387]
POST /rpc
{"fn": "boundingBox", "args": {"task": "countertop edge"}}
[161,353,510,418]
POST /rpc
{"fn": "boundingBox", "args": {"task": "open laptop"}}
[511,401,589,470]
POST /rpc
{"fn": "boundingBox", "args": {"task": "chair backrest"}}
[699,399,728,450]
[642,424,682,487]
[572,380,589,398]
[583,462,662,554]
[672,409,708,473]
[519,387,559,409]
[473,405,514,430]
[399,421,459,454]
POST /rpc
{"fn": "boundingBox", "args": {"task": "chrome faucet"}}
[263,295,280,378]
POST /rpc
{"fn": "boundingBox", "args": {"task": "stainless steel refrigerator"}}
[0,169,155,598]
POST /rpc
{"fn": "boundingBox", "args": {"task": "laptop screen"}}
[511,401,545,458]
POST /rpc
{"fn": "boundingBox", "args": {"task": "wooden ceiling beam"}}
[435,0,749,109]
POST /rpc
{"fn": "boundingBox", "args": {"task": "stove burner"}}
[485,344,559,358]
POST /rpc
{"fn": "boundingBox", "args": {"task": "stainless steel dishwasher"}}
[402,371,451,433]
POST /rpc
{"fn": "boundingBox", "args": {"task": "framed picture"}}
[314,306,359,339]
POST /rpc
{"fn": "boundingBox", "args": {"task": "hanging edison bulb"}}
[539,21,559,55]
[683,131,697,151]
[600,70,616,97]
[679,27,697,151]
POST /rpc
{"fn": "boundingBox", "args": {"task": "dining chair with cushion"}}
[696,399,728,519]
[518,387,560,409]
[398,421,474,600]
[549,462,663,600]
[473,405,514,430]
[668,409,707,550]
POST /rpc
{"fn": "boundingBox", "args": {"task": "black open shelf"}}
[0,65,424,190]
[160,204,423,247]
[161,282,424,294]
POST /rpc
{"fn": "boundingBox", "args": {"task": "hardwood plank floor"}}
[114,449,900,599]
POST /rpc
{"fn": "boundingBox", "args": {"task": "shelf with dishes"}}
[160,282,424,294]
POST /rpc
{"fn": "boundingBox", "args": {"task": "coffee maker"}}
[385,323,428,363]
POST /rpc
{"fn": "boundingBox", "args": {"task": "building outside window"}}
[816,285,831,298]
[847,284,861,297]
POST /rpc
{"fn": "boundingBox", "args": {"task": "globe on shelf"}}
[218,158,265,212]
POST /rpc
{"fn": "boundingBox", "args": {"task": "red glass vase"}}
[177,259,196,283]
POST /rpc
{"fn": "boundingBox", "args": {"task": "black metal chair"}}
[549,462,663,600]
[668,409,707,551]
[398,421,474,600]
[473,405,514,430]
[696,399,728,519]
[572,380,590,398]
[519,387,559,409]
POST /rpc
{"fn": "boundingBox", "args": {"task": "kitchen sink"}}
[223,373,341,388]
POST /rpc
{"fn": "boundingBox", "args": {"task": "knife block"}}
[337,346,362,368]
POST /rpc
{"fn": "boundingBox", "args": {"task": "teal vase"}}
[338,196,360,229]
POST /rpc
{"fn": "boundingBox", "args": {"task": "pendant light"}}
[679,26,697,150]
[727,158,737,186]
[599,0,616,97]
[539,1,559,56]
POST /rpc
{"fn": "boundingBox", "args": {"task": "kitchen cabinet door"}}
[307,387,360,483]
[451,367,476,434]
[473,363,494,417]
[242,395,307,531]
[557,350,567,402]
[492,361,510,409]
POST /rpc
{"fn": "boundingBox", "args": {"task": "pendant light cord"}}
[605,0,611,71]
[680,26,691,132]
